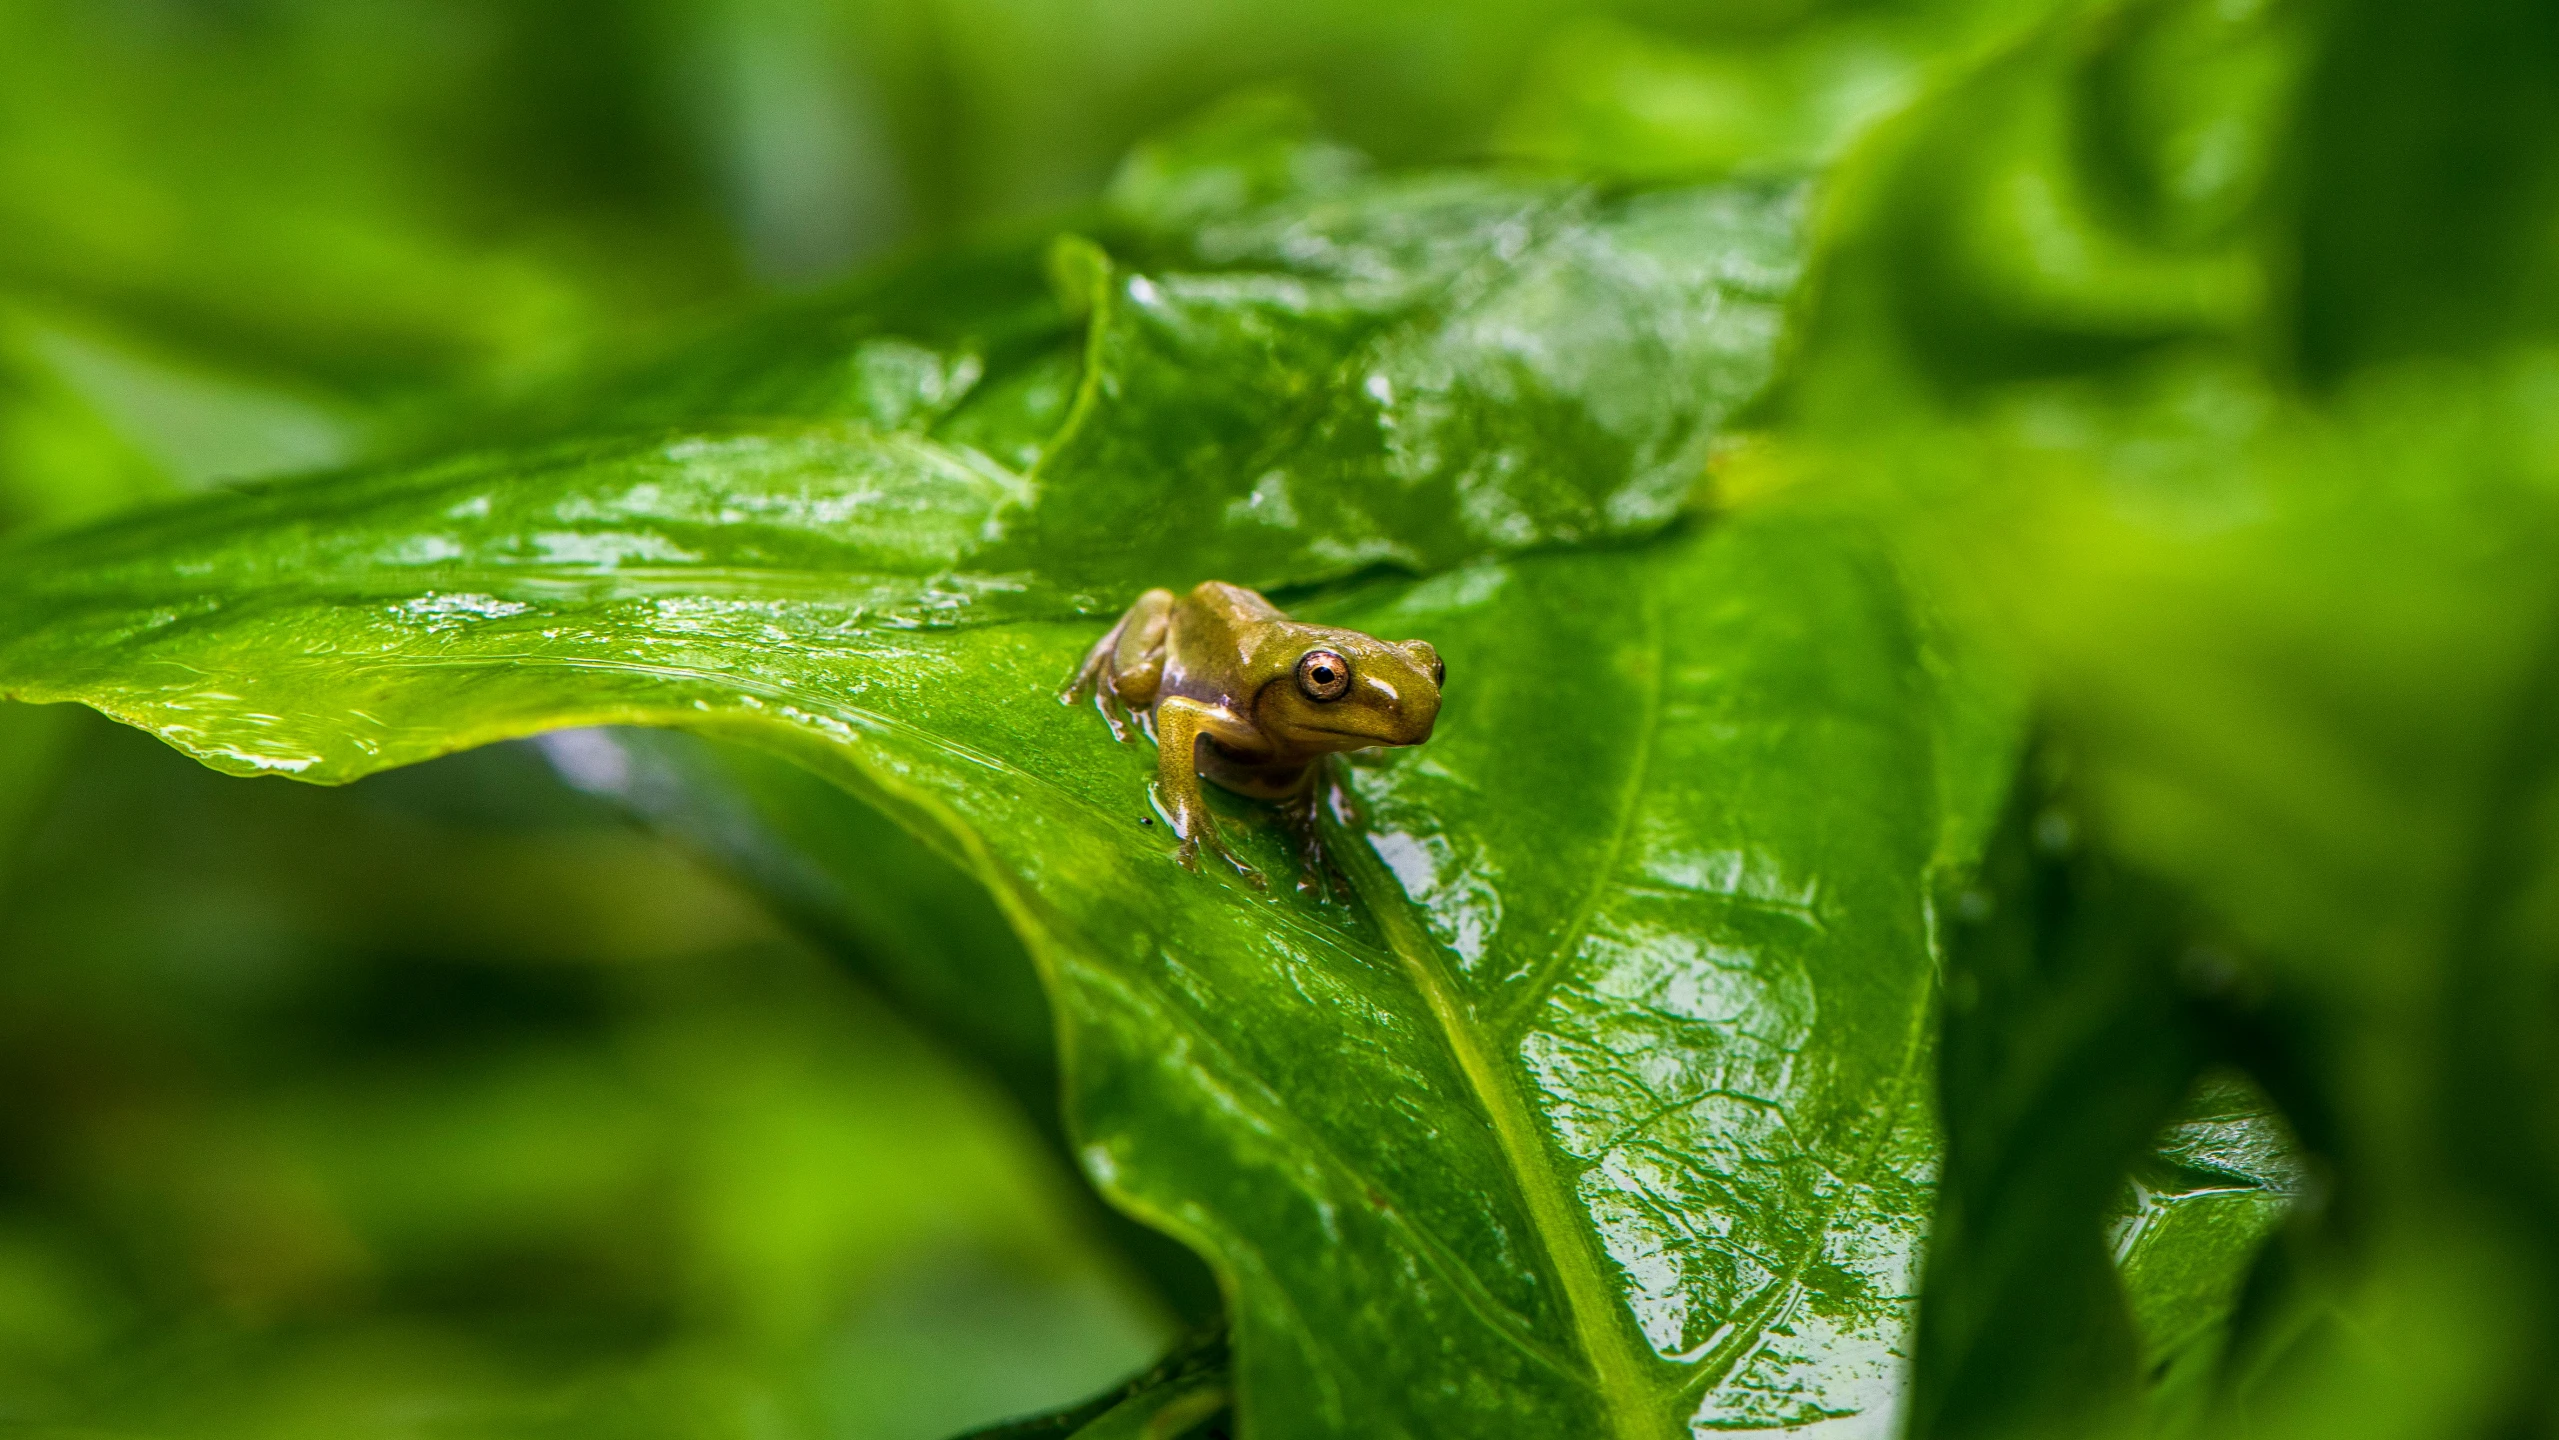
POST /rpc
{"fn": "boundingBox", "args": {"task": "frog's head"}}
[1256,628,1443,753]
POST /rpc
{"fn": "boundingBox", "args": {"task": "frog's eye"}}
[1296,649,1352,702]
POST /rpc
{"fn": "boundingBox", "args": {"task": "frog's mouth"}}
[1294,722,1423,746]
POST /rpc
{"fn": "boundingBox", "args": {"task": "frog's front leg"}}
[1061,588,1173,743]
[1152,696,1268,890]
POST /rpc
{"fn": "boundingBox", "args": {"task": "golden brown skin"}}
[1061,581,1444,892]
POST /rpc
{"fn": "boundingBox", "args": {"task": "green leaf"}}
[2114,1073,2305,1433]
[1791,0,2300,416]
[1030,168,1808,595]
[1790,16,2559,1397]
[1915,754,2302,1440]
[1898,353,2559,1438]
[954,1324,1230,1439]
[0,131,2018,1433]
[0,495,2006,1435]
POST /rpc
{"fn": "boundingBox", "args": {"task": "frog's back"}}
[1161,580,1309,708]
[1185,580,1286,623]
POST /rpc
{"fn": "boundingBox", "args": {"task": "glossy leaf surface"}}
[0,508,1996,1436]
[0,122,2019,1435]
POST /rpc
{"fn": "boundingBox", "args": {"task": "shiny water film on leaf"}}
[0,118,2020,1438]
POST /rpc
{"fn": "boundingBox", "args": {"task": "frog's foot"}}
[1059,671,1134,742]
[1059,642,1104,708]
[1185,828,1269,892]
[1166,797,1267,891]
[1060,627,1135,742]
[1280,786,1338,901]
[1093,688,1134,743]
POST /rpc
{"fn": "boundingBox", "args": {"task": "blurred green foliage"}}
[0,721,1169,1437]
[3,0,2557,1436]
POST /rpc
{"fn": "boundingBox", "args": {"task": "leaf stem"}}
[1323,776,1666,1440]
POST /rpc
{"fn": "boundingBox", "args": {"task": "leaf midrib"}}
[1330,790,1670,1440]
[1082,958,1582,1384]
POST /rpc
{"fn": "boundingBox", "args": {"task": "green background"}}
[2,0,2554,1436]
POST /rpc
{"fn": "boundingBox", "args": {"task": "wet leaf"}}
[0,119,2030,1434]
[0,498,2002,1437]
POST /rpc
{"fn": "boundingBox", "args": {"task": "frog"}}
[1061,581,1444,893]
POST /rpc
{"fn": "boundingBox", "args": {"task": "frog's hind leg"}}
[1062,628,1129,740]
[1061,588,1173,743]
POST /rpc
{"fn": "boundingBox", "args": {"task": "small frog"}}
[1062,581,1444,892]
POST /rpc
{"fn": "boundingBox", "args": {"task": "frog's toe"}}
[1197,835,1265,889]
[1289,831,1330,898]
[1220,850,1268,890]
[1295,859,1336,902]
[1074,687,1122,742]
